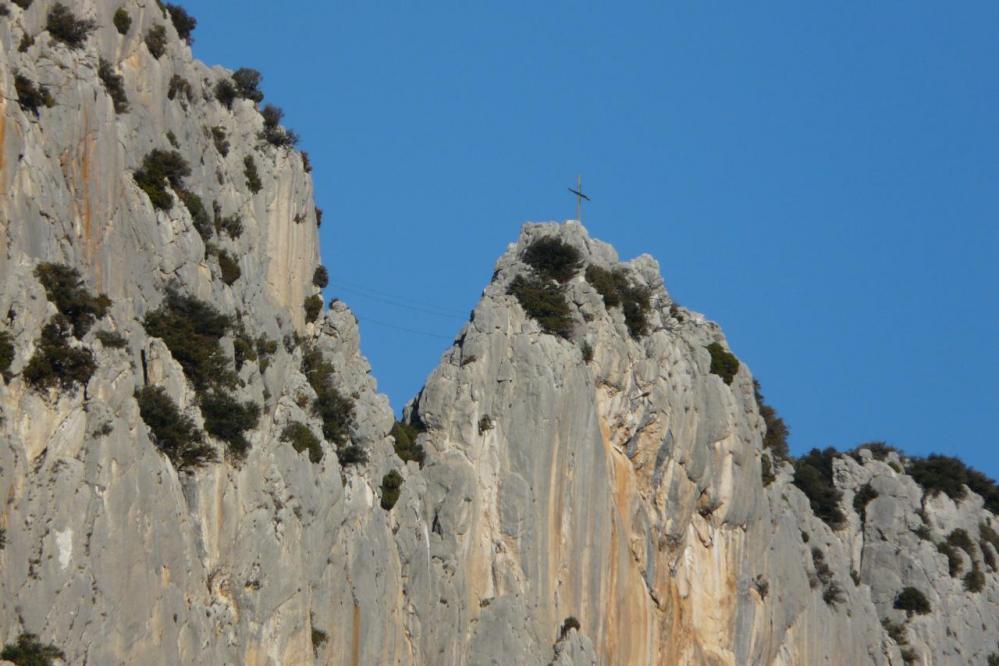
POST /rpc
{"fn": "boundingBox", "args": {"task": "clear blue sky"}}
[182,1,998,479]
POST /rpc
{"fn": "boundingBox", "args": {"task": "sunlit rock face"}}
[0,2,996,664]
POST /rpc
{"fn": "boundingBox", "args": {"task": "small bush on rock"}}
[35,263,111,338]
[113,7,131,34]
[302,346,356,450]
[244,155,262,194]
[98,58,129,114]
[217,251,240,286]
[853,483,878,523]
[894,586,931,616]
[136,385,215,470]
[304,295,323,323]
[282,422,323,463]
[706,342,739,385]
[12,0,33,9]
[963,565,985,593]
[508,274,573,339]
[584,264,651,338]
[380,470,404,510]
[793,448,847,529]
[46,3,95,49]
[211,126,229,156]
[0,329,14,379]
[390,421,426,466]
[753,379,790,460]
[232,67,264,103]
[215,78,237,109]
[145,24,168,58]
[1,633,64,666]
[23,316,96,392]
[936,541,962,577]
[908,454,999,514]
[558,617,581,640]
[199,390,259,460]
[523,237,581,283]
[176,190,212,240]
[95,330,127,349]
[260,104,298,147]
[312,266,329,288]
[134,149,190,211]
[165,3,196,43]
[168,75,193,103]
[14,74,54,117]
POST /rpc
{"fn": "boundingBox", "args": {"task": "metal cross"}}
[568,175,590,222]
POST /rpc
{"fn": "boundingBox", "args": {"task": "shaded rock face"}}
[0,3,996,665]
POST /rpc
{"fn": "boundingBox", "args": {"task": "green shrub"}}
[311,626,328,655]
[981,541,996,571]
[337,444,368,466]
[706,342,739,385]
[761,454,776,486]
[853,483,878,523]
[907,454,999,514]
[302,151,313,173]
[380,469,404,510]
[315,207,324,227]
[581,341,593,363]
[143,289,234,392]
[0,527,5,549]
[302,346,356,449]
[963,565,985,593]
[215,78,237,109]
[559,616,581,640]
[913,525,932,541]
[753,380,790,460]
[304,295,323,323]
[848,441,903,463]
[982,522,999,554]
[523,237,581,283]
[947,528,975,557]
[211,126,229,156]
[281,422,323,463]
[584,264,624,307]
[18,34,34,53]
[95,330,127,349]
[35,263,111,338]
[23,316,96,392]
[584,265,651,338]
[217,251,240,286]
[212,202,243,238]
[98,58,129,114]
[894,586,931,616]
[256,336,277,373]
[260,104,298,147]
[988,654,999,666]
[12,0,33,9]
[46,3,95,49]
[793,448,847,529]
[175,190,212,240]
[168,75,193,103]
[936,541,962,577]
[145,24,168,59]
[244,155,262,193]
[312,266,329,288]
[390,421,426,466]
[136,385,216,469]
[134,149,190,211]
[113,7,131,34]
[14,74,54,117]
[199,390,259,459]
[508,274,573,338]
[165,3,196,43]
[478,415,494,434]
[1,633,64,666]
[881,618,907,646]
[232,67,264,103]
[0,330,14,379]
[168,131,179,149]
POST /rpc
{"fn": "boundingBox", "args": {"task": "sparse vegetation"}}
[12,0,33,9]
[217,251,240,286]
[199,390,259,460]
[981,522,999,571]
[304,295,323,323]
[211,126,229,156]
[478,415,494,434]
[583,264,651,338]
[853,483,878,523]
[302,151,313,173]
[301,346,356,452]
[793,448,847,529]
[14,74,54,117]
[35,263,111,338]
[390,421,426,466]
[0,330,14,379]
[380,469,404,510]
[134,149,190,211]
[19,34,34,52]
[523,237,581,283]
[215,78,237,109]
[113,7,131,34]
[244,155,262,193]
[936,541,962,577]
[212,202,243,238]
[761,454,776,486]
[947,528,975,558]
[260,104,298,147]
[753,379,790,460]
[136,385,216,470]
[963,565,985,593]
[1,633,64,666]
[894,586,931,616]
[810,547,845,606]
[232,67,264,103]
[168,75,193,103]
[581,341,593,363]
[558,616,581,640]
[988,654,999,666]
[176,190,212,240]
[312,266,329,288]
[23,316,97,392]
[97,58,129,113]
[508,274,573,338]
[145,24,168,59]
[706,342,739,385]
[848,441,903,464]
[907,454,999,514]
[315,207,324,227]
[46,3,95,49]
[95,330,127,349]
[281,422,323,463]
[165,3,196,43]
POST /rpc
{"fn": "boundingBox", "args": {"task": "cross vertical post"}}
[568,175,590,223]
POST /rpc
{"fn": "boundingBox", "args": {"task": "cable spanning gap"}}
[351,312,458,340]
[332,283,467,321]
[329,276,468,318]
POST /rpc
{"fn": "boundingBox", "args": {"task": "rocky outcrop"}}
[0,2,996,665]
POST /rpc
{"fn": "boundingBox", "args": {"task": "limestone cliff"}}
[0,2,996,665]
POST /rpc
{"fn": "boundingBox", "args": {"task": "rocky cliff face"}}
[0,2,996,665]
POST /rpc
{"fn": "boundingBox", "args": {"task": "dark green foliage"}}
[390,421,426,466]
[907,454,999,514]
[811,547,845,606]
[165,3,196,43]
[380,469,404,510]
[621,289,652,338]
[199,390,259,459]
[982,522,999,555]
[793,448,847,529]
[176,190,211,240]
[761,454,776,486]
[0,329,14,379]
[232,331,256,372]
[1,633,65,666]
[853,483,878,522]
[559,616,581,640]
[894,586,931,616]
[0,527,5,549]
[14,74,54,117]
[882,618,907,646]
[585,264,624,308]
[215,78,237,109]
[304,295,323,323]
[848,441,903,463]
[936,541,962,577]
[753,379,790,460]
[212,202,243,238]
[12,0,33,8]
[311,627,328,655]
[95,330,127,349]
[581,341,593,363]
[523,237,581,283]
[302,346,356,449]
[508,274,573,338]
[19,34,34,53]
[315,207,323,227]
[260,104,298,147]
[34,263,111,337]
[963,565,985,593]
[217,251,240,286]
[136,385,215,469]
[706,342,739,385]
[98,58,129,113]
[337,445,368,466]
[211,126,229,156]
[134,149,190,211]
[312,266,329,288]
[0,6,8,17]
[981,540,996,571]
[145,24,168,59]
[478,415,494,434]
[988,654,999,666]
[281,422,323,463]
[113,8,131,34]
[584,264,654,339]
[23,316,96,392]
[256,336,277,373]
[302,151,313,173]
[143,289,233,392]
[913,524,932,540]
[947,528,975,557]
[232,67,264,103]
[46,3,95,49]
[168,75,193,103]
[244,155,262,193]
